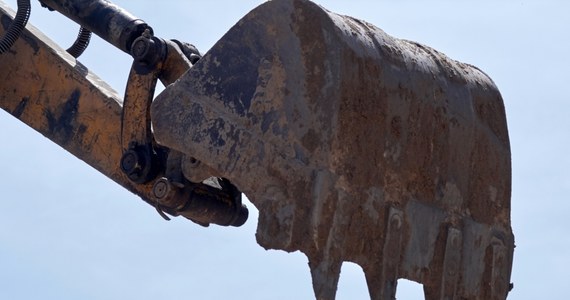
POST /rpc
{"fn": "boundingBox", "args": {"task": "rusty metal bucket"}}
[151,0,513,298]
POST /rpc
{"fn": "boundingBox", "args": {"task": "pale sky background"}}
[0,0,568,299]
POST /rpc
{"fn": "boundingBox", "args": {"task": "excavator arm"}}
[0,0,248,227]
[0,0,514,299]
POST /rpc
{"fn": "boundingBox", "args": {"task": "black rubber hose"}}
[66,26,91,58]
[0,0,31,54]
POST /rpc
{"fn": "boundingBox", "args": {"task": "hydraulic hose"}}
[0,0,31,54]
[66,26,91,58]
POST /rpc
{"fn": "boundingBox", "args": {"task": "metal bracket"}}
[119,34,196,184]
[119,60,162,184]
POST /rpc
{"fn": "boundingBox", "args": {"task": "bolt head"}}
[152,178,171,199]
[130,35,159,66]
[131,38,150,59]
[121,150,140,173]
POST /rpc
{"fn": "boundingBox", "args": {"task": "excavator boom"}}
[0,0,248,227]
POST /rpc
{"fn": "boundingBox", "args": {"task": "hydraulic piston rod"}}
[39,0,151,54]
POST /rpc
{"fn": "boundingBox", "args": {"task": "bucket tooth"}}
[308,258,342,300]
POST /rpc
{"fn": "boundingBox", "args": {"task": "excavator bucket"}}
[151,0,513,299]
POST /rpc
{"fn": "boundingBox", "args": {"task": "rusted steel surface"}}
[151,0,514,299]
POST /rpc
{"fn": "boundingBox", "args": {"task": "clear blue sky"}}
[1,0,568,299]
